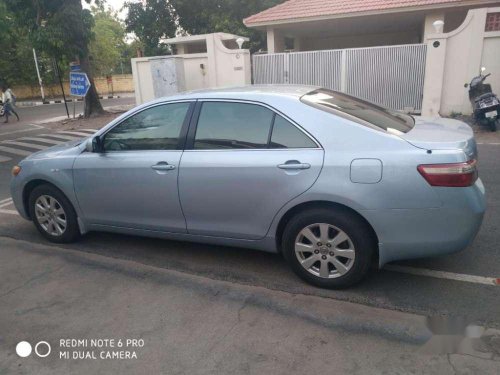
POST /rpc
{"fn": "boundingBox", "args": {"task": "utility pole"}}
[33,48,45,102]
[53,59,70,119]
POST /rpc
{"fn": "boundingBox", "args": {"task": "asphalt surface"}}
[4,97,135,128]
[0,107,499,327]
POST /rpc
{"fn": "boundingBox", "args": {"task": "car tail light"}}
[417,159,478,187]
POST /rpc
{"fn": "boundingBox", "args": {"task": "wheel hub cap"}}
[34,195,67,236]
[295,223,356,279]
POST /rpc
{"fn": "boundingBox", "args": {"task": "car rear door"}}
[178,100,324,240]
[73,101,194,233]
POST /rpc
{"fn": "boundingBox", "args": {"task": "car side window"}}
[103,102,190,151]
[270,115,317,149]
[194,102,274,149]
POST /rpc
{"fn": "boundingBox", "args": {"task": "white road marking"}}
[0,208,17,215]
[0,124,44,136]
[78,129,98,133]
[0,155,12,162]
[39,133,81,141]
[0,197,12,205]
[1,140,48,150]
[19,137,63,145]
[385,265,499,286]
[57,131,93,137]
[0,145,32,156]
[0,199,13,208]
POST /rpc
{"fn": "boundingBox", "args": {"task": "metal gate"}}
[252,44,427,112]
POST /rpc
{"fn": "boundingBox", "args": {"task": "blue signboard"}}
[69,72,91,97]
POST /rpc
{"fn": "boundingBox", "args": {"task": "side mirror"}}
[86,137,103,153]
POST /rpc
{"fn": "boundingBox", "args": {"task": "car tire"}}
[282,208,375,289]
[28,184,81,243]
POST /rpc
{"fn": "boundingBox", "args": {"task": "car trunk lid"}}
[397,116,477,159]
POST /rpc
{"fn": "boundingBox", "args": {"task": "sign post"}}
[70,71,91,119]
[69,72,91,97]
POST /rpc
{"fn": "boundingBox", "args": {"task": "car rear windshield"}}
[301,89,415,134]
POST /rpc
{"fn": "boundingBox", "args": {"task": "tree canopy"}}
[2,0,113,116]
[88,6,133,76]
[124,0,282,55]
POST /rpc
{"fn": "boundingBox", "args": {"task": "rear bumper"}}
[362,179,486,267]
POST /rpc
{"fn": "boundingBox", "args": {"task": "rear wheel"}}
[282,208,375,288]
[28,184,80,243]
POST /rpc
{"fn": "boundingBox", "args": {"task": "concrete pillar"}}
[421,37,447,117]
[423,12,445,42]
[267,27,285,53]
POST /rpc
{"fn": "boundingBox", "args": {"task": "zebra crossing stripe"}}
[0,145,32,156]
[78,129,98,133]
[1,140,48,150]
[0,197,12,204]
[57,131,94,137]
[19,137,64,145]
[0,155,12,162]
[0,200,13,208]
[39,134,81,141]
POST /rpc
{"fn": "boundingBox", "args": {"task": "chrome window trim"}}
[192,98,323,150]
[97,100,195,153]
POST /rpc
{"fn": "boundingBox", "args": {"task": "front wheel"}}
[282,208,375,289]
[28,184,81,243]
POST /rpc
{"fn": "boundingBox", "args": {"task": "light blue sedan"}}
[10,86,486,288]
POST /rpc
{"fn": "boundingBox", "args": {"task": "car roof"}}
[154,84,319,103]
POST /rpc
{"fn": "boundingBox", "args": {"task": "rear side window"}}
[194,102,274,149]
[270,115,317,149]
[301,89,415,133]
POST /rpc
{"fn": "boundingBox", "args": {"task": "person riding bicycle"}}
[1,84,20,123]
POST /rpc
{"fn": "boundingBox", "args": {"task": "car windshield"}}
[301,89,415,134]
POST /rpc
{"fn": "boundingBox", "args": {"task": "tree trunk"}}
[67,0,104,118]
[80,56,104,118]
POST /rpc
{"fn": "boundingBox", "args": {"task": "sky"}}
[83,0,130,19]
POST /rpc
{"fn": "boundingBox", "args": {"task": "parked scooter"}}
[466,67,500,132]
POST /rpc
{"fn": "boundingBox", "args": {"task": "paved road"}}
[0,113,498,326]
[0,111,499,371]
[0,97,135,130]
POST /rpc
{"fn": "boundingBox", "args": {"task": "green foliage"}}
[88,6,129,76]
[5,0,97,60]
[174,0,281,52]
[0,1,41,86]
[124,0,282,55]
[449,111,463,119]
[124,0,176,56]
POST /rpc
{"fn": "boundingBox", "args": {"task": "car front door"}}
[178,100,324,240]
[73,101,194,233]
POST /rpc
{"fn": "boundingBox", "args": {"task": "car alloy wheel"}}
[294,223,355,279]
[34,195,67,236]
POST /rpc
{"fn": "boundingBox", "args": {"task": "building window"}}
[485,12,500,31]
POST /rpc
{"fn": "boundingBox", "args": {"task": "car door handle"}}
[151,163,176,171]
[277,162,311,170]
